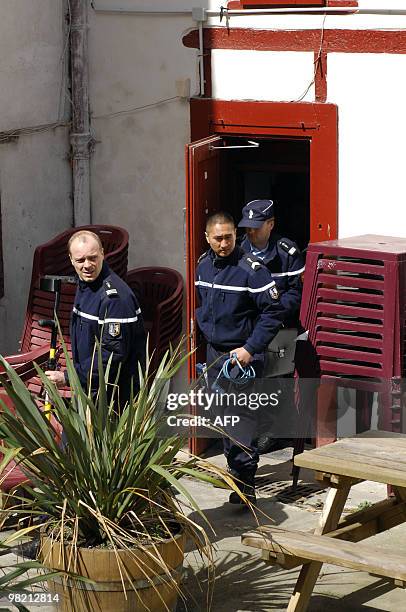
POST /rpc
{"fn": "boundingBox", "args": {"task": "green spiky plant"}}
[0,448,64,612]
[0,339,236,609]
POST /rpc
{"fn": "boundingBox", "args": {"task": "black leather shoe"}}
[256,436,293,455]
[228,470,256,506]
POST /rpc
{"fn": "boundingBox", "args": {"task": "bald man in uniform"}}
[46,230,145,406]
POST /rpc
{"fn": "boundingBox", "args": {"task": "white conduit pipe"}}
[198,19,205,96]
[223,8,406,16]
[92,5,406,17]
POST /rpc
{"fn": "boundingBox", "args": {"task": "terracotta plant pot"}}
[40,530,185,612]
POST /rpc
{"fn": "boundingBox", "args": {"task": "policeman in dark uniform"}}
[45,230,146,406]
[195,212,285,504]
[238,199,304,453]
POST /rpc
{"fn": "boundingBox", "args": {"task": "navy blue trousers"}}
[206,344,264,475]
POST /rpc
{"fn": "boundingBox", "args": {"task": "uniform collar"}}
[78,261,110,291]
[242,234,279,263]
[209,246,241,268]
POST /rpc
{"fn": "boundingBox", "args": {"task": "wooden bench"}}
[242,524,406,586]
[242,432,406,611]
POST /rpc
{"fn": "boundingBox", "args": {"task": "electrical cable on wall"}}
[0,94,186,143]
[91,95,182,120]
[291,13,327,103]
[0,121,70,144]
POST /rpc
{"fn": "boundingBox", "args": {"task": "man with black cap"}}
[195,211,285,505]
[238,199,304,453]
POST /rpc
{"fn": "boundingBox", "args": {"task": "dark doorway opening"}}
[218,136,310,250]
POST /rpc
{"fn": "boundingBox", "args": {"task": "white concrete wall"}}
[212,50,315,102]
[208,0,406,104]
[328,53,406,238]
[0,0,71,354]
[88,5,199,273]
[205,1,406,239]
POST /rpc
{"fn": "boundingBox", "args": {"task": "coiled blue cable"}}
[212,353,256,391]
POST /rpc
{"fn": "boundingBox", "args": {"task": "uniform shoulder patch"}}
[108,322,121,337]
[103,278,119,298]
[197,250,209,264]
[240,253,264,273]
[278,238,298,256]
[269,282,280,300]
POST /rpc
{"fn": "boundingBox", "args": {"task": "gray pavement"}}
[176,446,406,612]
[2,445,406,611]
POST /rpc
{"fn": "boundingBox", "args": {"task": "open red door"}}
[186,135,224,455]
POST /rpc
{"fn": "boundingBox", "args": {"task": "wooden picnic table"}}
[242,431,406,611]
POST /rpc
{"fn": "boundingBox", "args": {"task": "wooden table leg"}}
[287,480,352,612]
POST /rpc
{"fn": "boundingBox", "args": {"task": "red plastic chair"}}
[0,348,60,492]
[126,267,184,371]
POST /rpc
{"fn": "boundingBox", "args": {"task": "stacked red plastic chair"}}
[300,234,406,445]
[0,354,54,492]
[126,267,184,373]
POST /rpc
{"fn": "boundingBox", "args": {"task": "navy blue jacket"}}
[195,247,285,355]
[70,262,146,405]
[241,234,304,327]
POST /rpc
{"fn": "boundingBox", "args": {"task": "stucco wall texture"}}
[88,7,198,273]
[0,1,71,353]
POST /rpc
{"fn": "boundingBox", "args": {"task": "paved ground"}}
[176,445,406,612]
[2,445,406,611]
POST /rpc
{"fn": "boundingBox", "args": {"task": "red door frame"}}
[186,135,225,455]
[185,135,223,375]
[190,98,338,243]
